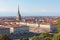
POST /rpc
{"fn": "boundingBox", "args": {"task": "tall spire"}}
[16,4,21,20]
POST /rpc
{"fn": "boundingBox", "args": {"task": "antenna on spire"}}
[18,4,19,10]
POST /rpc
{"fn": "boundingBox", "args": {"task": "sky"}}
[0,0,60,16]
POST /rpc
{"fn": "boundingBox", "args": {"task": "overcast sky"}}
[0,0,60,16]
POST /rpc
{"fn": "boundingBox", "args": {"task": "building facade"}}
[0,28,10,35]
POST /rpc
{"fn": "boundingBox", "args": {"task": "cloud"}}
[21,8,60,13]
[0,7,17,13]
[0,5,60,13]
[0,1,17,13]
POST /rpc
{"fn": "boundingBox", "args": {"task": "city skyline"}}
[0,0,60,16]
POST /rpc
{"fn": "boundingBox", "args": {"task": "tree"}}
[39,33,52,40]
[0,34,11,40]
[32,36,39,40]
[39,33,48,40]
[57,18,60,32]
[32,33,53,40]
[20,37,29,40]
[52,33,60,40]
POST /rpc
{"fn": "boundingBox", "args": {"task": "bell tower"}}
[16,5,21,20]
